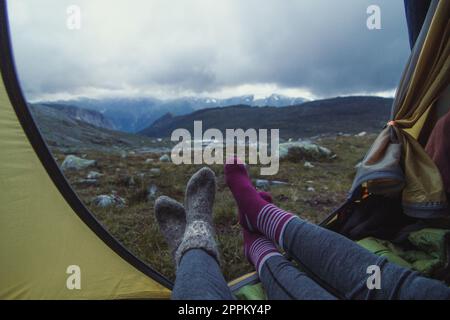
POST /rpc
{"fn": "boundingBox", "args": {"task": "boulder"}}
[61,155,96,171]
[279,141,334,162]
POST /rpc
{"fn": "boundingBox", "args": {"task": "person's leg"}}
[225,160,450,300]
[172,249,234,300]
[154,196,186,258]
[242,191,336,300]
[260,256,337,300]
[244,229,336,300]
[282,218,450,300]
[156,168,234,300]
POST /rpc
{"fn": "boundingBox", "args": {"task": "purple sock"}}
[243,229,281,275]
[225,157,268,231]
[225,158,296,246]
[238,191,273,230]
[257,203,296,248]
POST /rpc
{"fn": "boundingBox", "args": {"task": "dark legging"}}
[172,218,450,300]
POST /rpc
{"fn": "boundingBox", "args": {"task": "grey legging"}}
[172,217,450,300]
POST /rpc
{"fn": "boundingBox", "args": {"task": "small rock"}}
[128,151,136,156]
[61,155,96,171]
[256,179,288,190]
[87,171,102,179]
[304,161,315,168]
[145,158,155,164]
[93,195,112,207]
[93,194,126,208]
[255,179,270,190]
[271,181,289,187]
[307,186,316,192]
[76,179,98,186]
[147,184,159,201]
[157,138,163,142]
[159,154,171,162]
[149,168,161,176]
[356,131,367,137]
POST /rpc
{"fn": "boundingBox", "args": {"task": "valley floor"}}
[55,134,375,282]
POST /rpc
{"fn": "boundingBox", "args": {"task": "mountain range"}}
[42,94,307,133]
[140,96,393,139]
[29,96,393,152]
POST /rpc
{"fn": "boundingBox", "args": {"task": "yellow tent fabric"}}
[352,0,449,218]
[1,0,447,300]
[0,72,171,299]
[392,0,449,210]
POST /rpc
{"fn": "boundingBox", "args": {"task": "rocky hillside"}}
[35,103,116,130]
[140,96,392,139]
[29,103,167,153]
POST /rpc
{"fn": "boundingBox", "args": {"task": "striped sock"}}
[256,204,296,248]
[225,158,296,246]
[238,191,273,231]
[244,230,281,275]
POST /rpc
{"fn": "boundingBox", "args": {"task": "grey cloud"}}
[8,0,410,100]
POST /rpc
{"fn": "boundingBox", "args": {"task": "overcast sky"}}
[8,0,410,101]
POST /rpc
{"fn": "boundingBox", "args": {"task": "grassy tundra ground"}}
[55,134,375,281]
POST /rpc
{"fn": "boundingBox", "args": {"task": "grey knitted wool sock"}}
[154,196,186,260]
[175,167,219,267]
